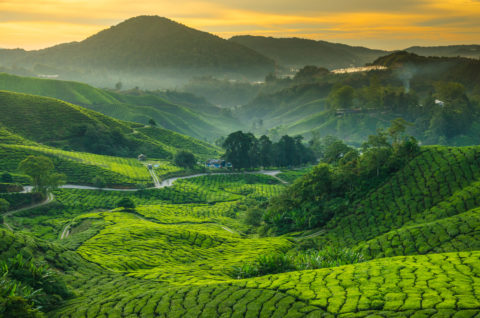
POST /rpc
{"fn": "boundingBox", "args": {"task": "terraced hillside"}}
[0,90,220,159]
[2,146,480,317]
[0,73,241,140]
[301,146,480,258]
[0,143,182,187]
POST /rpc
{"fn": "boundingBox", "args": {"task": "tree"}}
[115,81,123,90]
[116,198,135,211]
[1,172,13,183]
[388,118,412,146]
[223,131,257,169]
[18,156,65,195]
[323,139,353,164]
[174,151,196,169]
[148,118,157,126]
[0,198,10,213]
[328,85,355,109]
[294,66,329,82]
[258,135,273,167]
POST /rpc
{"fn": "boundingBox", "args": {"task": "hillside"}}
[0,90,220,159]
[371,51,480,87]
[2,146,480,316]
[301,146,480,256]
[235,52,480,146]
[0,16,275,87]
[229,35,388,70]
[406,45,480,59]
[0,72,242,140]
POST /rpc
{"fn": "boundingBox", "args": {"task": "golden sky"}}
[1,0,479,50]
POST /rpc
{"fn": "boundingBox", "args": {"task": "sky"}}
[1,0,479,50]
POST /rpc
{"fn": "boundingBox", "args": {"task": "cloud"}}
[0,0,479,50]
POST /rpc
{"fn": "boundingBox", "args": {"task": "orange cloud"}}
[0,0,479,50]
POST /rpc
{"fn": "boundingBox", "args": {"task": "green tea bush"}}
[231,247,364,278]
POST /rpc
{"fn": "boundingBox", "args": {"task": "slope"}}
[2,170,480,316]
[0,72,241,140]
[237,52,480,145]
[296,146,480,260]
[0,16,275,85]
[0,90,220,159]
[230,35,388,69]
[406,44,480,59]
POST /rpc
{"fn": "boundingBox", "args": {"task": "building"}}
[138,154,147,161]
[205,159,232,169]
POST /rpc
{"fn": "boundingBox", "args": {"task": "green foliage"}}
[0,254,72,316]
[116,198,135,211]
[1,173,12,183]
[0,193,43,211]
[174,150,196,169]
[91,176,106,189]
[245,207,263,227]
[18,155,65,195]
[222,131,315,169]
[265,123,420,234]
[0,89,221,158]
[0,198,9,213]
[232,247,364,278]
[328,85,355,109]
[2,147,480,316]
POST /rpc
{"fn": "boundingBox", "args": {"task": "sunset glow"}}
[1,0,479,50]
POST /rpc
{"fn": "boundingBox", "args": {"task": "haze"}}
[1,0,479,50]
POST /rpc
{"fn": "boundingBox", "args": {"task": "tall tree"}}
[258,135,273,167]
[223,131,257,169]
[18,156,65,195]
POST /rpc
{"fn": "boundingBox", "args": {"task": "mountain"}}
[229,35,388,70]
[0,16,275,87]
[0,90,220,159]
[406,45,480,59]
[0,73,242,140]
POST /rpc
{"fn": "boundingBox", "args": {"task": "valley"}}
[0,11,479,318]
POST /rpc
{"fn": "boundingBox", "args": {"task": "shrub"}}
[245,207,263,227]
[230,247,365,278]
[231,252,295,279]
[1,172,13,183]
[116,198,136,211]
[0,198,10,213]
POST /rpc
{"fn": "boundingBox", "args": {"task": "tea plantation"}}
[1,146,480,317]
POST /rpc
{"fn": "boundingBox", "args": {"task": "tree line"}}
[262,118,420,234]
[222,131,315,169]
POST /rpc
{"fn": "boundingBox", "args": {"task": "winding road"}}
[2,193,54,231]
[24,170,287,192]
[4,170,287,236]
